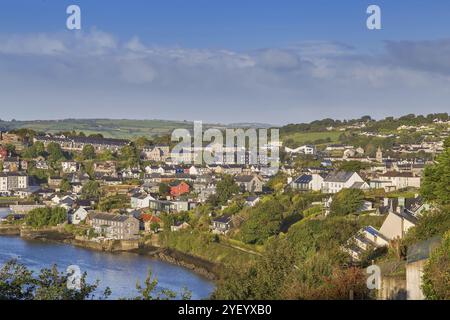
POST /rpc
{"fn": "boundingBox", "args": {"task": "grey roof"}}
[213,215,232,224]
[349,181,366,189]
[324,171,355,183]
[293,174,313,184]
[90,212,131,222]
[235,175,255,183]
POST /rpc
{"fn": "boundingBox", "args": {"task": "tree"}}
[133,268,191,300]
[81,181,101,200]
[82,144,96,160]
[98,194,129,212]
[25,207,67,228]
[421,148,450,205]
[0,260,110,300]
[98,149,115,161]
[159,183,170,196]
[338,161,369,172]
[422,231,450,300]
[5,144,16,155]
[330,189,365,216]
[59,178,71,193]
[46,142,65,163]
[22,141,45,159]
[214,175,239,206]
[240,199,285,244]
[120,145,140,167]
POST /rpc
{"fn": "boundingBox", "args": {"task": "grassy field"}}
[282,131,341,145]
[1,119,195,139]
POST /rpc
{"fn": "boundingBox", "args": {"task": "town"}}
[0,112,449,300]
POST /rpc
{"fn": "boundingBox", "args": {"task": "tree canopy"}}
[330,189,365,216]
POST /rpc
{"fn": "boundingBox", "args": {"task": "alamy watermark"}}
[66,265,82,290]
[171,121,280,173]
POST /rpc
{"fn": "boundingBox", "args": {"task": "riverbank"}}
[0,224,21,236]
[0,226,220,281]
[133,245,219,280]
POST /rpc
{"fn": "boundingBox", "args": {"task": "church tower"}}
[376,146,383,162]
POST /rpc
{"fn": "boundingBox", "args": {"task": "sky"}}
[0,0,450,124]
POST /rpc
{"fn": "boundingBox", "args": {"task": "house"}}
[0,132,27,151]
[141,146,170,162]
[102,176,122,186]
[2,157,21,172]
[120,168,141,179]
[377,172,421,190]
[34,135,129,153]
[222,165,244,175]
[48,176,63,188]
[285,145,316,155]
[130,193,156,209]
[321,171,365,194]
[378,210,418,241]
[61,161,80,173]
[0,173,29,194]
[211,215,233,234]
[35,160,49,170]
[199,185,217,202]
[291,173,325,192]
[68,207,89,225]
[170,221,190,232]
[94,161,117,177]
[169,181,190,197]
[343,226,389,261]
[53,195,75,210]
[89,212,140,240]
[14,186,42,199]
[140,213,162,233]
[148,199,176,213]
[235,175,264,193]
[245,196,260,207]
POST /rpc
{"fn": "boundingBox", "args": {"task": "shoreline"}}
[0,226,219,281]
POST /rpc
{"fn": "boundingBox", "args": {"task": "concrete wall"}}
[406,259,426,300]
[10,204,46,214]
[379,276,407,300]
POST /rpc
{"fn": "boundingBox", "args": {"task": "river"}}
[0,209,214,300]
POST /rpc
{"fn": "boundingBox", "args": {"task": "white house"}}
[69,207,89,225]
[291,173,325,192]
[285,145,316,155]
[377,172,421,190]
[130,194,156,209]
[321,171,365,194]
[188,166,199,176]
[61,161,80,174]
[378,210,418,241]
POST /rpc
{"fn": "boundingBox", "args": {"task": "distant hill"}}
[0,119,194,139]
[0,118,275,139]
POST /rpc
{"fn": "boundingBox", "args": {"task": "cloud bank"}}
[0,30,449,124]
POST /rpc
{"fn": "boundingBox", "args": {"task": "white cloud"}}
[0,30,449,123]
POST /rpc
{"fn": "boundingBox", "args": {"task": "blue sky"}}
[0,1,450,124]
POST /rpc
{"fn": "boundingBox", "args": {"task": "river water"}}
[0,209,214,300]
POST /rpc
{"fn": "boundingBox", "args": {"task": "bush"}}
[25,207,67,228]
[422,231,450,300]
[330,189,365,216]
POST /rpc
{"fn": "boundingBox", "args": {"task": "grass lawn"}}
[282,131,341,145]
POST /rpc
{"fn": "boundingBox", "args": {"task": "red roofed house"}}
[169,181,190,197]
[140,213,162,233]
